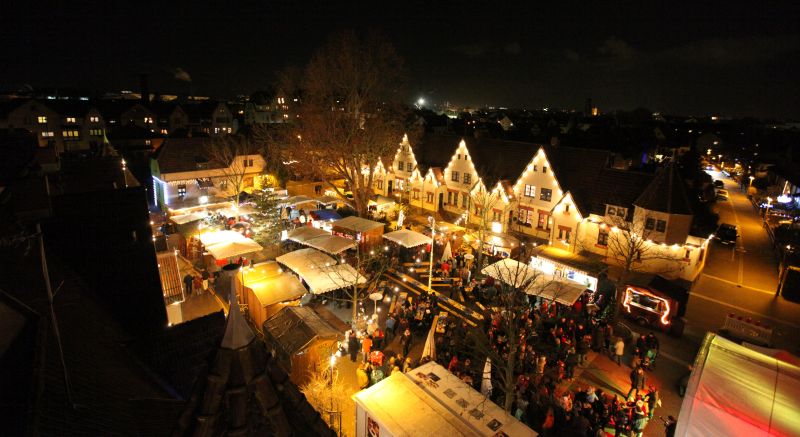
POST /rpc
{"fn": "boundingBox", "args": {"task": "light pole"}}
[428,216,436,292]
[749,176,755,187]
[765,196,773,221]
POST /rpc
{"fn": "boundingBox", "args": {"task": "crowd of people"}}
[428,284,666,437]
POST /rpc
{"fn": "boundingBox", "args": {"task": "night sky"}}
[3,1,799,118]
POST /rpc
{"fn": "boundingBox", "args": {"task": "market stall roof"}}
[240,261,306,307]
[276,248,337,273]
[286,226,330,243]
[303,234,358,255]
[198,230,247,246]
[369,195,395,206]
[353,361,536,437]
[465,231,520,249]
[482,258,587,306]
[205,239,263,260]
[263,306,342,356]
[314,195,341,205]
[383,229,430,248]
[333,216,385,232]
[216,204,258,217]
[281,195,315,207]
[676,333,800,437]
[170,211,207,225]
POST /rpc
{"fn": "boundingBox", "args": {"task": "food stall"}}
[276,248,366,294]
[332,216,385,249]
[236,261,306,329]
[529,245,605,291]
[482,258,587,306]
[352,361,536,437]
[262,306,342,386]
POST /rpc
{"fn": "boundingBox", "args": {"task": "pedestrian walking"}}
[645,386,660,420]
[400,328,412,357]
[385,313,396,340]
[614,337,625,366]
[183,273,194,297]
[362,335,373,363]
[192,275,202,296]
[348,334,359,362]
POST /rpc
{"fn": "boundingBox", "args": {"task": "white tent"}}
[199,230,247,246]
[276,248,365,294]
[441,241,453,262]
[481,358,493,397]
[383,229,430,248]
[276,248,337,273]
[333,216,384,232]
[303,234,358,255]
[421,315,439,361]
[205,239,263,260]
[482,259,587,306]
[286,226,330,243]
[676,333,800,437]
[170,211,207,225]
[281,195,315,207]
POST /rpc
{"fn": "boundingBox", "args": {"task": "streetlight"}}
[749,176,755,186]
[765,196,773,221]
[427,216,435,292]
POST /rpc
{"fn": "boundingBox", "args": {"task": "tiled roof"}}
[572,169,655,216]
[634,163,693,215]
[153,137,221,174]
[262,306,343,358]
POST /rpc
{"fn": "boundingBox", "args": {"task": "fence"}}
[721,313,773,346]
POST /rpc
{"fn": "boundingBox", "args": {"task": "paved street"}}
[683,170,800,353]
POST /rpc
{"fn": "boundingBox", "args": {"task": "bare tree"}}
[469,183,507,271]
[206,135,263,221]
[271,31,407,218]
[465,257,566,412]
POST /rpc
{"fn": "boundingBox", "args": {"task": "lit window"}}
[518,208,533,224]
[426,192,434,203]
[66,117,76,123]
[524,185,535,197]
[144,117,153,124]
[177,185,187,198]
[42,131,54,137]
[90,116,99,123]
[597,229,609,246]
[607,206,616,216]
[37,116,47,124]
[558,227,571,242]
[160,129,168,134]
[540,188,552,201]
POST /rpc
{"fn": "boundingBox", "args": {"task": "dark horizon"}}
[2,1,799,119]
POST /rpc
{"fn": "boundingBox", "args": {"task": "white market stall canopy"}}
[199,230,248,246]
[315,195,342,205]
[383,229,430,248]
[676,333,800,437]
[205,239,263,260]
[482,258,587,306]
[352,361,536,437]
[333,216,384,232]
[286,227,330,243]
[303,234,358,255]
[216,204,258,217]
[281,195,315,207]
[276,248,365,294]
[170,211,208,225]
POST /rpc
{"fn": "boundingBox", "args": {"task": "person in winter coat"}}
[400,328,413,357]
[348,335,360,362]
[576,335,590,365]
[614,337,625,366]
[627,367,646,400]
[361,336,373,363]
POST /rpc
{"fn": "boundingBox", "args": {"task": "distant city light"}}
[417,98,425,106]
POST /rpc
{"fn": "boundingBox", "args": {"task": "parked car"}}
[713,180,724,188]
[715,223,738,245]
[716,189,729,200]
[622,285,678,330]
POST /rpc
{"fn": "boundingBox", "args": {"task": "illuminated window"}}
[160,129,168,134]
[90,116,99,123]
[376,180,383,189]
[524,185,535,197]
[540,188,552,201]
[607,206,616,216]
[558,226,571,242]
[597,229,609,246]
[426,192,434,203]
[451,171,460,182]
[42,131,54,137]
[66,117,76,123]
[537,212,550,229]
[177,185,187,198]
[463,173,471,185]
[144,117,154,124]
[518,208,533,224]
[37,116,47,124]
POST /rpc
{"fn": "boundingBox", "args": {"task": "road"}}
[683,170,800,353]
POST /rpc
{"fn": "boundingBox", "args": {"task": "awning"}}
[198,230,247,246]
[482,258,587,306]
[333,216,385,232]
[281,195,315,207]
[309,209,341,221]
[276,248,365,294]
[205,239,263,259]
[314,195,342,206]
[303,234,358,255]
[216,204,258,217]
[170,211,207,225]
[383,229,430,248]
[286,227,330,243]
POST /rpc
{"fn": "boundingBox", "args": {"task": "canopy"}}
[170,211,207,225]
[421,315,439,361]
[198,230,247,246]
[441,241,453,262]
[383,229,430,248]
[205,239,263,260]
[216,204,258,217]
[333,215,384,232]
[276,248,365,294]
[676,333,800,437]
[314,195,341,205]
[281,195,315,207]
[239,261,306,307]
[276,248,337,273]
[309,209,341,221]
[286,227,330,243]
[303,234,358,255]
[482,259,587,306]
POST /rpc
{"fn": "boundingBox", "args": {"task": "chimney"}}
[140,74,150,105]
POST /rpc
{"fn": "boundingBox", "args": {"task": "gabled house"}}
[182,101,235,136]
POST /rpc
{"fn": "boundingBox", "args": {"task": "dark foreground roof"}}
[153,137,219,174]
